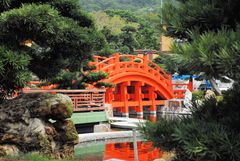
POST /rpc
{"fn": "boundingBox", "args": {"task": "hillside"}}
[79,0,176,12]
[78,0,177,52]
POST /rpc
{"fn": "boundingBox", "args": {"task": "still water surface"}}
[75,113,180,161]
[75,141,162,161]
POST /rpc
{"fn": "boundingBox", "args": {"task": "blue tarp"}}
[172,75,198,80]
[172,75,212,89]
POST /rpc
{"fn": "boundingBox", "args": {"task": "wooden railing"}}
[173,90,186,99]
[90,53,172,88]
[90,53,193,100]
[172,83,192,99]
[22,89,105,112]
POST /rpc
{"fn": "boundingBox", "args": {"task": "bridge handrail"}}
[92,53,172,85]
[94,57,116,68]
[22,89,106,112]
[145,59,170,79]
[93,56,107,63]
[22,89,106,93]
[118,55,170,79]
[101,62,169,84]
[121,55,170,81]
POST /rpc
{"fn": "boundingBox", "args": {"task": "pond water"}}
[75,140,162,161]
[75,113,179,161]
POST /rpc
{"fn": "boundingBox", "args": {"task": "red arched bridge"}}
[23,53,192,118]
[90,53,192,117]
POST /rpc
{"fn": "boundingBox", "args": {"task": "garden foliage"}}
[142,84,240,161]
[143,0,240,160]
[0,0,107,98]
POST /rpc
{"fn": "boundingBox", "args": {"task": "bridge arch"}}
[107,72,173,100]
[90,53,174,117]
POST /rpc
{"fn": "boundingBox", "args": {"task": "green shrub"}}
[142,83,240,161]
[141,119,180,152]
[96,46,115,57]
[95,82,115,88]
[216,95,223,102]
[84,71,109,83]
[133,59,142,63]
[120,46,130,54]
[192,90,205,101]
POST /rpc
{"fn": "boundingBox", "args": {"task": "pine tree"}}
[119,26,139,53]
[0,0,105,98]
[143,1,240,160]
[157,0,240,95]
[162,0,240,39]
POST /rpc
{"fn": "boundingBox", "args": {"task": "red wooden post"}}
[114,53,120,72]
[188,79,193,92]
[108,58,114,72]
[133,82,143,118]
[120,82,129,117]
[94,56,99,63]
[148,86,156,116]
[149,115,157,122]
[105,88,113,103]
[142,55,148,72]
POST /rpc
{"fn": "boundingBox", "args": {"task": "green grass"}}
[2,154,83,161]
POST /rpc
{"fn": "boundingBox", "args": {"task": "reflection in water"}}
[75,113,181,161]
[104,141,162,161]
[75,141,162,161]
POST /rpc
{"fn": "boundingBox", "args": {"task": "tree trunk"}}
[209,78,222,96]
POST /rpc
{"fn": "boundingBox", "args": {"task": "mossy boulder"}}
[54,120,79,144]
[0,93,78,159]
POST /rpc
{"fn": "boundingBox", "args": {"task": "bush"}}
[142,83,240,161]
[120,46,130,54]
[95,82,115,88]
[96,46,115,57]
[192,90,205,101]
[84,71,109,83]
[133,59,142,63]
[141,118,180,152]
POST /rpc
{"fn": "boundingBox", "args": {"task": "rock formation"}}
[0,93,79,159]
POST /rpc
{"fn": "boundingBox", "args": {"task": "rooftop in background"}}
[135,49,159,61]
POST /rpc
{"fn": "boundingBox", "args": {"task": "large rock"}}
[0,93,79,159]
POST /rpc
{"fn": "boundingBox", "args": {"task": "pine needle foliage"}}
[170,29,240,80]
[142,83,240,161]
[162,0,240,39]
[144,1,240,159]
[0,0,105,98]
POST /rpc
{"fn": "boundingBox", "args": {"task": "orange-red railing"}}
[90,53,194,99]
[172,82,193,99]
[22,89,105,112]
[90,53,172,89]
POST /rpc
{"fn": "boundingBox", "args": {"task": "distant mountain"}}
[79,0,176,12]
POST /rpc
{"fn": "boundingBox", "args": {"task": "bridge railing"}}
[172,83,192,98]
[91,56,107,64]
[90,53,172,88]
[22,89,105,112]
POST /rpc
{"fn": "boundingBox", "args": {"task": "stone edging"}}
[78,131,142,143]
